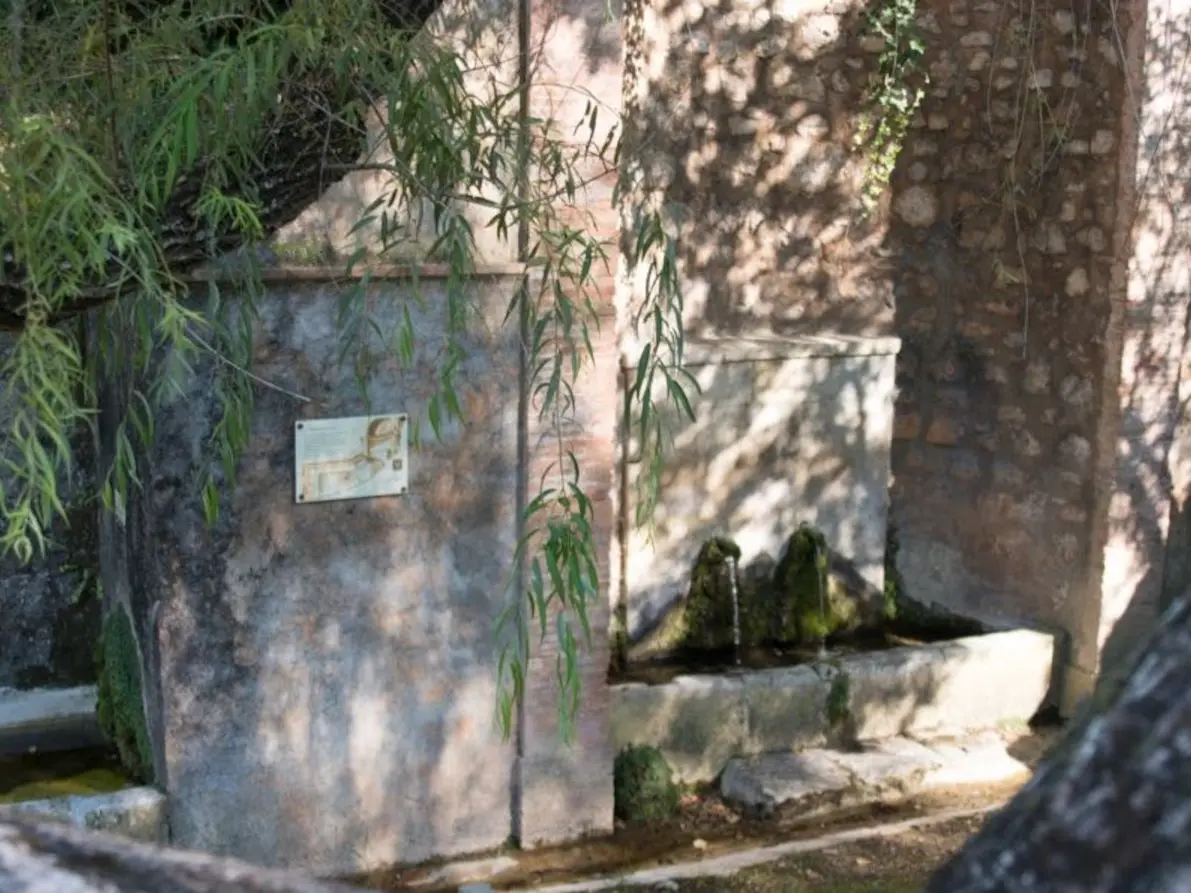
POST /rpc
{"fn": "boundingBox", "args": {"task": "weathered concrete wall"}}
[99,277,525,874]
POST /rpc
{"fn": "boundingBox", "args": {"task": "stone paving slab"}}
[719,731,1030,815]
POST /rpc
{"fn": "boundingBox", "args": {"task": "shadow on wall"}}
[622,0,895,341]
[98,277,532,875]
[618,0,902,642]
[875,0,1191,694]
[622,340,897,642]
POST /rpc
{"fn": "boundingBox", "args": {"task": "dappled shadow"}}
[620,0,894,340]
[96,276,526,874]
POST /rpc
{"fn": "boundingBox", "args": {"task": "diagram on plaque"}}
[294,414,409,504]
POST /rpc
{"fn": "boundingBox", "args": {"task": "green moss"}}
[825,666,853,729]
[613,745,680,823]
[674,537,745,651]
[95,607,153,784]
[883,524,902,622]
[772,524,858,644]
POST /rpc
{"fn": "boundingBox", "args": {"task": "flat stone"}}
[0,786,167,843]
[720,751,851,813]
[830,738,943,792]
[919,730,1030,788]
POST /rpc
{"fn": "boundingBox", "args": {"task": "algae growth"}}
[95,606,153,783]
[0,747,131,804]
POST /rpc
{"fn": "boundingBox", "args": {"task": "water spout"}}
[726,553,741,666]
[812,534,828,661]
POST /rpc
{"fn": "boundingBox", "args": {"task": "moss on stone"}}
[95,608,153,784]
[883,523,902,622]
[679,537,747,651]
[825,665,853,729]
[613,745,679,823]
[772,524,861,643]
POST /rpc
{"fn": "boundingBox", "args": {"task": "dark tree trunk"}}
[926,589,1191,892]
[0,816,357,893]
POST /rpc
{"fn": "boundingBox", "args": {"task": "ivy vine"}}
[854,0,929,215]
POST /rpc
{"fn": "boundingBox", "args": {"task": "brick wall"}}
[516,0,622,847]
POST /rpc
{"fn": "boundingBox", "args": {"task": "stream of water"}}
[726,554,741,666]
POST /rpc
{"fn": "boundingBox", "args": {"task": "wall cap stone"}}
[620,333,903,369]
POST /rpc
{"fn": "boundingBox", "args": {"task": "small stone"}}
[796,14,841,55]
[1061,71,1080,88]
[1066,268,1090,296]
[1060,201,1078,222]
[925,417,962,446]
[1024,361,1050,394]
[1054,10,1076,33]
[859,34,886,53]
[1079,227,1107,252]
[1060,434,1092,466]
[693,838,708,851]
[895,186,939,227]
[998,405,1027,425]
[1014,430,1043,457]
[928,113,949,130]
[908,162,929,181]
[1064,139,1090,155]
[1060,375,1094,408]
[961,31,994,47]
[1090,129,1115,154]
[1029,69,1054,89]
[968,51,991,71]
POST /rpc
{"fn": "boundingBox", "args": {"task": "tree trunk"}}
[926,589,1191,892]
[0,815,356,893]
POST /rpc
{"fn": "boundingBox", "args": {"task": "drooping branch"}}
[0,0,445,331]
[926,588,1191,892]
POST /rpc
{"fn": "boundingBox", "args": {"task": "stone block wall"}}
[617,0,1191,714]
[621,335,900,641]
[615,0,906,649]
[887,0,1131,640]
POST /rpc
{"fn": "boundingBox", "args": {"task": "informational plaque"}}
[294,414,409,504]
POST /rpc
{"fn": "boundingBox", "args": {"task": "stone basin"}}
[609,628,1055,783]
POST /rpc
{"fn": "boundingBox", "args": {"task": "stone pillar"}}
[1064,0,1191,712]
[514,0,621,847]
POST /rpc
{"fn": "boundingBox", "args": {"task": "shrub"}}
[614,745,680,823]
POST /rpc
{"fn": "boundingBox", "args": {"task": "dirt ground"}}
[609,813,986,893]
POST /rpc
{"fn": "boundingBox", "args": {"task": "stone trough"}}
[609,628,1055,784]
[0,685,103,754]
[0,685,166,843]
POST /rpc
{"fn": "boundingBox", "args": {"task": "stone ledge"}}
[0,686,100,754]
[619,333,902,369]
[610,628,1055,783]
[188,262,529,284]
[0,786,167,843]
[720,730,1030,817]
